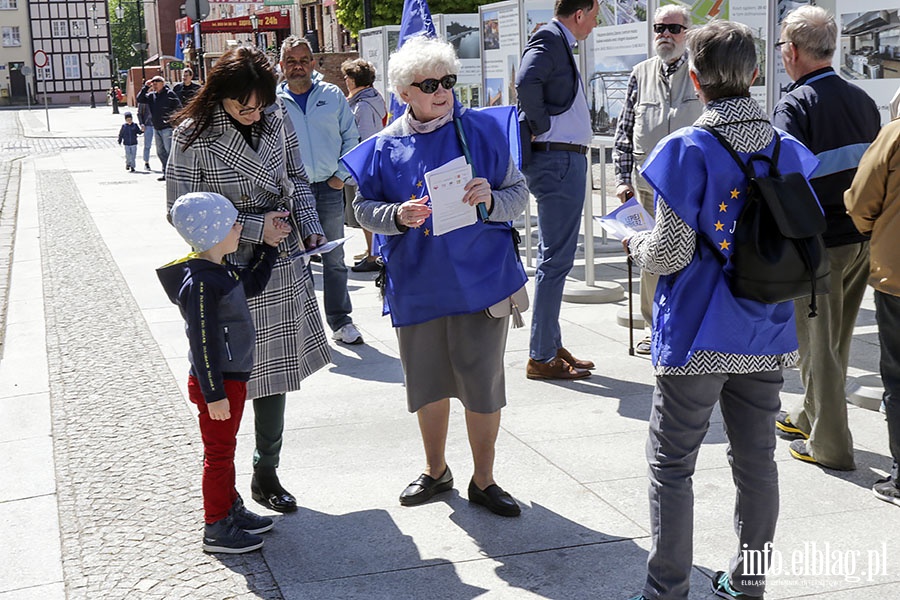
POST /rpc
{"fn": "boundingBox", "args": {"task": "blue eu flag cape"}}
[341,102,526,327]
[640,126,819,367]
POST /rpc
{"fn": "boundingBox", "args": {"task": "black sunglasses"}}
[653,23,687,35]
[410,74,457,94]
[774,40,790,49]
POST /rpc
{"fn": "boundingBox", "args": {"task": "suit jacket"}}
[516,20,580,164]
[166,101,330,399]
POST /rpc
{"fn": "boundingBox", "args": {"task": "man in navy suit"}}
[516,0,598,380]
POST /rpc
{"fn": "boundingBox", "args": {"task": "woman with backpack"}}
[623,21,819,600]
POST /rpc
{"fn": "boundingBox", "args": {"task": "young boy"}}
[117,112,142,172]
[157,192,279,554]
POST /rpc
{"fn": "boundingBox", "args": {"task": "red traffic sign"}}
[34,49,48,68]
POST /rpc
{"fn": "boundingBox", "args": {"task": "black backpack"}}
[701,125,830,317]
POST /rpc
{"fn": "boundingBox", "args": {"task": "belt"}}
[531,142,588,154]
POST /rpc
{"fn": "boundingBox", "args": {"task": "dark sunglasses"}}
[410,74,457,94]
[774,40,790,49]
[653,23,687,35]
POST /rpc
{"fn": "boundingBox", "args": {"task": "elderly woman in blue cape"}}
[622,22,821,600]
[342,35,527,517]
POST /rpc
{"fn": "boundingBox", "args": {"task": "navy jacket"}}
[772,67,881,246]
[118,122,142,146]
[516,21,580,165]
[137,84,182,130]
[157,245,277,404]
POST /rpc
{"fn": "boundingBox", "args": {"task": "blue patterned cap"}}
[170,192,239,252]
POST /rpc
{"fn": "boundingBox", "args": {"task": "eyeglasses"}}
[774,40,790,49]
[237,105,266,116]
[653,23,688,35]
[410,74,457,94]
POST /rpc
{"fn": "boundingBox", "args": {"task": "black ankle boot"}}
[251,467,297,513]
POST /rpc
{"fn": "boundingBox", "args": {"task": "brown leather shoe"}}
[556,347,594,370]
[526,357,590,380]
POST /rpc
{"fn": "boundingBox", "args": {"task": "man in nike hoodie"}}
[157,191,279,554]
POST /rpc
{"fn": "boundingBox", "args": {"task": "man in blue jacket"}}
[277,36,363,345]
[516,0,598,380]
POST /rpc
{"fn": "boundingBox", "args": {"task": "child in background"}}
[157,191,279,554]
[117,112,142,172]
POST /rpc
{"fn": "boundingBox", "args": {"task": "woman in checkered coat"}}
[166,47,330,513]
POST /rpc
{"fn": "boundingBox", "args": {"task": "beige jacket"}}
[844,118,900,296]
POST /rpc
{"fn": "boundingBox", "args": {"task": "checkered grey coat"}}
[166,102,331,399]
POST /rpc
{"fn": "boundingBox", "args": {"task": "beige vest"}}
[631,56,703,205]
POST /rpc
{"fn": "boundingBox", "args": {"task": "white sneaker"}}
[332,323,364,345]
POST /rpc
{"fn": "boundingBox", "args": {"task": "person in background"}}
[844,119,900,507]
[340,57,386,274]
[771,4,881,471]
[174,68,202,106]
[623,21,818,600]
[137,75,182,181]
[166,46,331,515]
[613,3,702,355]
[277,36,364,346]
[117,111,142,172]
[344,35,528,517]
[138,101,154,171]
[516,0,598,380]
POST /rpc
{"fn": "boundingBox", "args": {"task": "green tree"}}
[336,0,483,38]
[109,0,146,74]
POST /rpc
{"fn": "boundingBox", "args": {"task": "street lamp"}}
[249,13,259,48]
[85,58,97,108]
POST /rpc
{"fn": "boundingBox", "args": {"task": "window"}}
[0,0,18,9]
[70,20,88,38]
[52,20,68,38]
[36,65,53,81]
[1,26,20,47]
[63,54,80,79]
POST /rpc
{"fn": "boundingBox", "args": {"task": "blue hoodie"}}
[276,72,359,184]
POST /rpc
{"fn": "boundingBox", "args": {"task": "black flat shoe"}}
[399,466,453,506]
[468,479,521,517]
[251,468,297,513]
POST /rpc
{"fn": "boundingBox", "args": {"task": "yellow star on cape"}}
[410,194,417,201]
[714,221,724,231]
[730,188,740,199]
[416,180,423,188]
[719,239,731,251]
[423,228,430,236]
[719,201,728,212]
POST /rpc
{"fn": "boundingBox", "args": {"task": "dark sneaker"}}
[711,570,763,599]
[202,516,264,554]
[775,411,807,439]
[788,439,817,464]
[230,496,274,534]
[873,478,900,507]
[144,162,151,170]
[350,257,382,273]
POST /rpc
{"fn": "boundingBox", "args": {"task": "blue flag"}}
[388,0,437,123]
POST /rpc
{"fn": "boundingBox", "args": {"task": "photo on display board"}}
[447,15,481,59]
[617,0,647,24]
[588,53,645,135]
[840,9,900,81]
[507,54,518,105]
[485,77,503,106]
[526,9,552,38]
[598,0,617,27]
[482,11,500,50]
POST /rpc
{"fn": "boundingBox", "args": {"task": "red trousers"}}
[187,376,246,524]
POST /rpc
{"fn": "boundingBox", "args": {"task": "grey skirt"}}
[396,311,509,414]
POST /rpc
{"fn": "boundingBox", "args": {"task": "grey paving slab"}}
[0,496,63,593]
[0,583,66,600]
[0,392,51,443]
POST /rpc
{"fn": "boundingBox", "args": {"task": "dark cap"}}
[124,111,133,118]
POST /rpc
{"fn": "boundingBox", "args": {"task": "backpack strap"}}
[699,124,780,180]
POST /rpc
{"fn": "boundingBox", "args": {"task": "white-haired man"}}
[613,4,702,355]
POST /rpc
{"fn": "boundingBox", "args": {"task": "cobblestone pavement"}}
[37,169,282,599]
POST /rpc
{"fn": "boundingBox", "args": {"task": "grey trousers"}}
[643,370,783,600]
[790,241,869,470]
